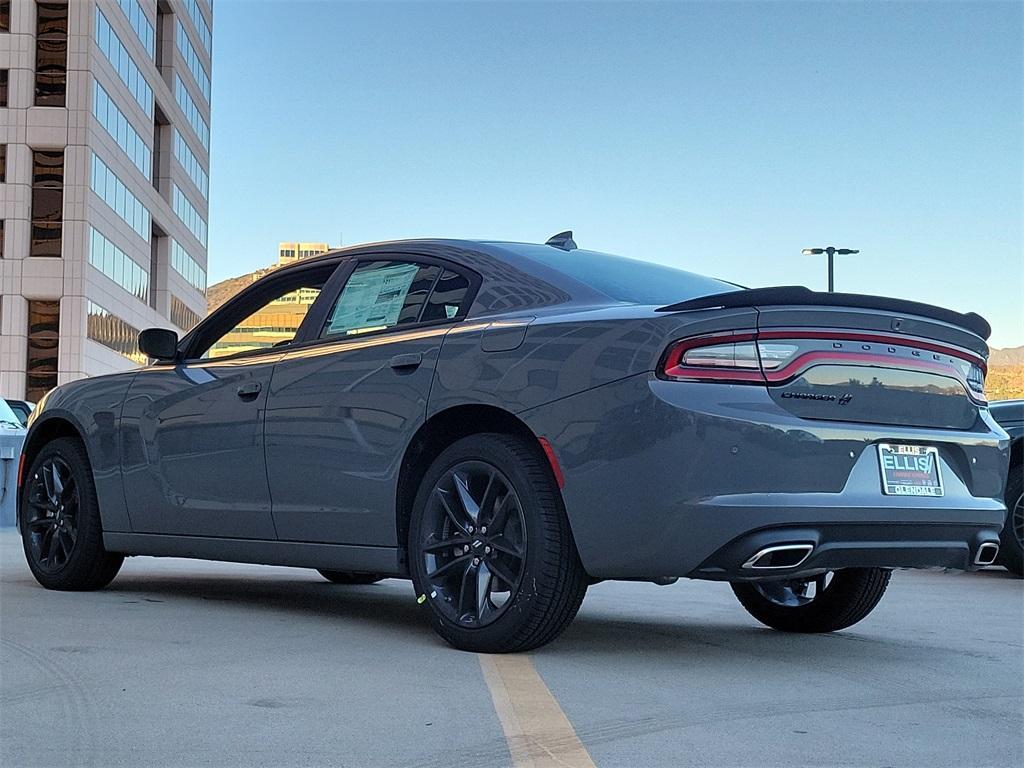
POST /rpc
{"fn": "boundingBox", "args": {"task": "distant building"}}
[207,240,331,358]
[0,0,212,402]
[277,241,329,267]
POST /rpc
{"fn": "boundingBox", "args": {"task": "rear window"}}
[498,244,740,305]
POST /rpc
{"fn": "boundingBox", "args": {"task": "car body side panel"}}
[428,306,759,416]
[25,374,135,532]
[119,356,282,539]
[265,325,447,546]
[520,374,1008,578]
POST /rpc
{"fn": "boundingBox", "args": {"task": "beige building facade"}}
[0,0,212,401]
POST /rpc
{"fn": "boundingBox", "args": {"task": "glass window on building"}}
[86,301,146,364]
[30,149,64,257]
[35,2,68,107]
[1,70,8,106]
[170,295,201,332]
[26,299,60,402]
[0,143,5,182]
[1,2,10,32]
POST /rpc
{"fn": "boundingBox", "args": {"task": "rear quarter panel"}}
[429,305,759,415]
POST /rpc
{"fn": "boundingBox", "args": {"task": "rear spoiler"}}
[656,286,991,340]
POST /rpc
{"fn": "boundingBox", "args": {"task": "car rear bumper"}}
[519,373,1010,580]
[692,522,1002,581]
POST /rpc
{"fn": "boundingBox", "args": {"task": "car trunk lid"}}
[657,287,989,429]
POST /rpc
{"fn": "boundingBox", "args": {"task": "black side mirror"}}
[138,328,179,361]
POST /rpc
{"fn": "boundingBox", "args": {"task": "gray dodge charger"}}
[17,234,1010,652]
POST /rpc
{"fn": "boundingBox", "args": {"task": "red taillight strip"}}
[763,350,970,386]
[661,331,763,383]
[757,329,987,374]
[659,328,987,397]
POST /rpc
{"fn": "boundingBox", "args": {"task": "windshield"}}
[0,399,23,429]
[494,244,741,305]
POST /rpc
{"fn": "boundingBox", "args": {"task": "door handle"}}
[236,382,262,400]
[389,352,422,370]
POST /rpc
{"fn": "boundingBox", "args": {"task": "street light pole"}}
[801,246,859,292]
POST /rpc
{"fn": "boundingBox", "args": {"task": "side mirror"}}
[138,328,179,361]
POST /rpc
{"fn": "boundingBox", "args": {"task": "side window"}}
[321,261,440,338]
[185,266,336,360]
[422,269,470,322]
[206,283,322,358]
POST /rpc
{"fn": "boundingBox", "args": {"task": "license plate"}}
[877,444,943,497]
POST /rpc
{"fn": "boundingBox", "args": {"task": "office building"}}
[0,0,212,401]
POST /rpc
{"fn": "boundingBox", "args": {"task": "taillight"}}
[756,343,798,370]
[661,334,764,383]
[966,363,986,400]
[660,330,989,398]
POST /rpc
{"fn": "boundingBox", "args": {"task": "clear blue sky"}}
[207,1,1023,347]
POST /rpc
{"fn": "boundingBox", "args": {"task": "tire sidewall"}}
[408,434,559,650]
[999,461,1023,576]
[20,438,102,588]
[732,567,891,633]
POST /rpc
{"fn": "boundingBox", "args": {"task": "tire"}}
[408,433,588,653]
[998,461,1023,577]
[317,570,384,585]
[731,568,891,633]
[20,437,123,591]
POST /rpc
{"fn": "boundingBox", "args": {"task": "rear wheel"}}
[731,568,891,633]
[998,462,1022,577]
[317,570,384,585]
[20,438,123,591]
[408,433,588,653]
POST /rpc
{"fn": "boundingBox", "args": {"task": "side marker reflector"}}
[537,437,565,489]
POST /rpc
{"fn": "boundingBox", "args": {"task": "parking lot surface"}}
[1,529,1021,768]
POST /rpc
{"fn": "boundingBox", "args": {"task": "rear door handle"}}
[236,382,262,400]
[389,352,422,370]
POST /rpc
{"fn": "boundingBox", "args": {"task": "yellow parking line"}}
[479,654,596,768]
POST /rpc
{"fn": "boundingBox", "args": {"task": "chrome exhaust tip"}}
[974,542,999,566]
[742,543,814,570]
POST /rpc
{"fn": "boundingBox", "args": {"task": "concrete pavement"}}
[1,529,1020,767]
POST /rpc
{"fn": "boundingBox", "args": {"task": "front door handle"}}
[389,352,422,370]
[236,382,262,400]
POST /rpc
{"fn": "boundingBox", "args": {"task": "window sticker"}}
[327,262,421,335]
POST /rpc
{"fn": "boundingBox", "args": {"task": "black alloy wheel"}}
[20,438,124,591]
[419,460,527,628]
[24,455,80,574]
[409,433,588,653]
[750,571,836,608]
[732,567,891,633]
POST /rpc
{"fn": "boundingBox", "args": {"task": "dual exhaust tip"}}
[974,542,999,566]
[742,544,814,570]
[742,542,1001,570]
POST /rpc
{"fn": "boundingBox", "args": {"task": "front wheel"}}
[731,568,891,633]
[20,438,123,591]
[408,433,588,653]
